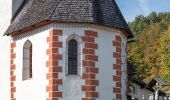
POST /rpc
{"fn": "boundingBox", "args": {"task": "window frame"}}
[22,40,32,81]
[65,34,82,76]
[67,39,78,75]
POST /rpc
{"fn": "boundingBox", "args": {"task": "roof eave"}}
[4,21,133,38]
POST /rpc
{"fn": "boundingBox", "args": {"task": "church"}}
[1,0,133,100]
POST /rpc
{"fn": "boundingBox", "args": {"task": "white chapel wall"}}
[13,28,49,100]
[59,27,86,100]
[0,0,128,100]
[96,30,127,100]
[121,36,127,100]
[12,25,87,100]
[0,8,128,98]
[51,24,127,100]
[0,0,12,99]
[96,30,116,100]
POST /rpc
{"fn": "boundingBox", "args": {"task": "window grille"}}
[23,40,32,80]
[68,39,78,75]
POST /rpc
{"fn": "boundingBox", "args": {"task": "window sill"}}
[66,75,81,80]
[22,77,32,81]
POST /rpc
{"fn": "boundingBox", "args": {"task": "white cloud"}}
[138,0,151,15]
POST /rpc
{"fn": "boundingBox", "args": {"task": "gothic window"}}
[22,40,32,80]
[66,34,82,76]
[68,39,78,75]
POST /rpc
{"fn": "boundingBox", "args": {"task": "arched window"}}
[68,39,78,75]
[66,34,82,76]
[22,40,32,80]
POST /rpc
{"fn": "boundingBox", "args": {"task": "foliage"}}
[129,12,170,36]
[128,12,170,90]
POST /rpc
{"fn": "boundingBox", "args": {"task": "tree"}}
[128,12,170,90]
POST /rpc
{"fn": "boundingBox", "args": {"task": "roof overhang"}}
[5,21,133,38]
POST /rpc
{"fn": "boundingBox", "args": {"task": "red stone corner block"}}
[82,30,99,99]
[46,29,63,99]
[85,30,98,37]
[49,30,63,36]
[10,42,16,100]
[113,35,122,100]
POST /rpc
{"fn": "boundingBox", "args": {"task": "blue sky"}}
[116,0,170,22]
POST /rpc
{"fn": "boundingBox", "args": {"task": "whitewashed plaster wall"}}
[0,12,127,99]
[12,25,86,100]
[59,27,85,100]
[0,0,128,100]
[0,0,12,100]
[13,27,49,100]
[51,24,127,100]
[121,37,127,100]
[96,30,127,100]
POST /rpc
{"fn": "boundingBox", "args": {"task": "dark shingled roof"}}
[148,77,169,87]
[4,0,133,38]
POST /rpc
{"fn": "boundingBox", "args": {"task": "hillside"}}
[128,12,170,90]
